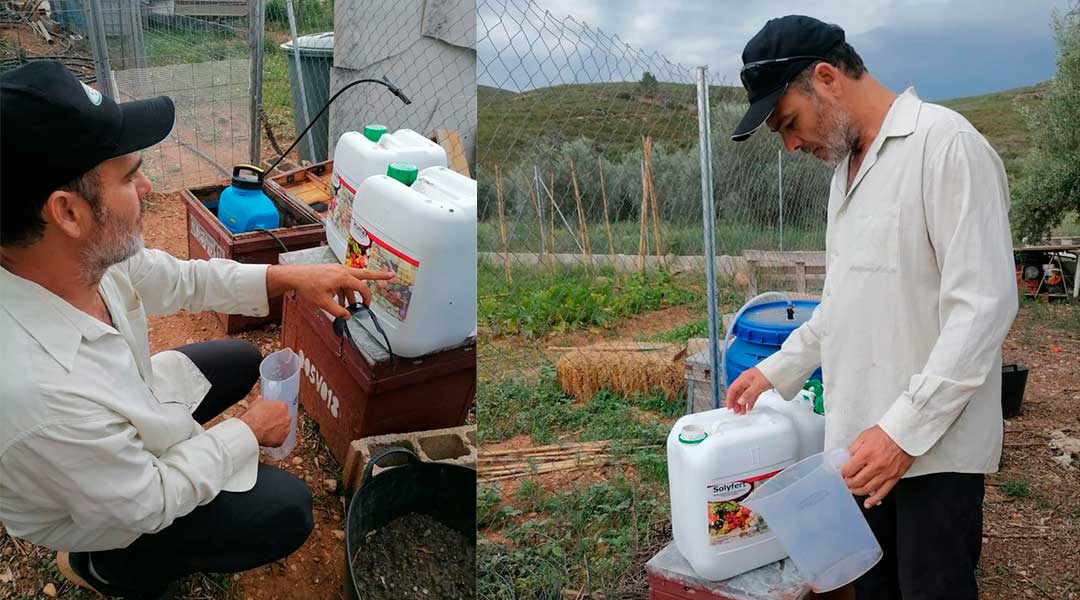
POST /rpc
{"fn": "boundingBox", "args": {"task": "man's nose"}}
[781,132,802,153]
[135,170,152,197]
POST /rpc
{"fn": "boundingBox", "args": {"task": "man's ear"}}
[812,62,842,98]
[42,189,94,240]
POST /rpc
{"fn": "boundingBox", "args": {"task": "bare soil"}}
[350,513,475,600]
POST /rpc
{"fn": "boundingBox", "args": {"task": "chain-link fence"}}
[2,0,253,189]
[477,0,831,282]
[2,0,476,190]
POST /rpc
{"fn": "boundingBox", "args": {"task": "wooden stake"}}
[643,136,664,259]
[528,179,546,267]
[495,165,512,283]
[598,158,618,278]
[569,159,592,272]
[548,170,557,267]
[637,145,649,272]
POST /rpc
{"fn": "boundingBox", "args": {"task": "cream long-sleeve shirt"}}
[0,249,270,551]
[756,88,1019,478]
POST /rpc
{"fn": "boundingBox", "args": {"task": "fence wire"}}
[477,0,831,284]
[2,0,252,189]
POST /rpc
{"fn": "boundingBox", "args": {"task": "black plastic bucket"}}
[1001,364,1029,419]
[343,447,476,600]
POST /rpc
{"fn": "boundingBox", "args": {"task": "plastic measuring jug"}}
[741,449,882,592]
[258,348,302,460]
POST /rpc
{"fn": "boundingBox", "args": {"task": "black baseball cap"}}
[0,60,175,207]
[731,15,846,141]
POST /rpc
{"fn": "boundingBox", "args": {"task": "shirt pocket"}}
[848,213,899,273]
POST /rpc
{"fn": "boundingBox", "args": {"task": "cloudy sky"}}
[478,0,1073,100]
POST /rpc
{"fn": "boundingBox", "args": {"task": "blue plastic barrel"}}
[724,300,824,387]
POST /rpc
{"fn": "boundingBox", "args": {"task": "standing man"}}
[0,61,392,598]
[725,15,1018,600]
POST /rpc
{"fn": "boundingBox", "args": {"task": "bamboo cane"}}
[643,136,664,259]
[569,159,592,272]
[495,165,512,283]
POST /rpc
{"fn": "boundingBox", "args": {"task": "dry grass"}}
[555,342,686,401]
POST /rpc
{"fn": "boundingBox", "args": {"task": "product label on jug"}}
[350,224,418,322]
[330,173,355,240]
[706,470,778,546]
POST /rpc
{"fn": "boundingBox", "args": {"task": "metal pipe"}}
[778,148,784,252]
[85,0,115,99]
[534,165,546,256]
[696,66,721,412]
[248,0,265,165]
[285,0,317,162]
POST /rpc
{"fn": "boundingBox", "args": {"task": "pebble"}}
[0,568,11,584]
[42,583,57,597]
[323,478,337,492]
[332,529,345,541]
[292,457,303,465]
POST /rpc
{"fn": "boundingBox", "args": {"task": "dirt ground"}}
[0,193,350,599]
[480,293,1080,598]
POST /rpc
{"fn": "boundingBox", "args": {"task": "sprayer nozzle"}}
[382,76,412,105]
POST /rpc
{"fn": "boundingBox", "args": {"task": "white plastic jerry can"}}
[347,164,476,357]
[667,404,798,581]
[327,125,448,263]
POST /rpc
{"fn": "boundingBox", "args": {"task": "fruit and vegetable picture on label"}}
[359,226,418,322]
[706,477,772,546]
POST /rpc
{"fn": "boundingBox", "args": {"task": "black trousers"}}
[854,472,985,600]
[86,340,314,595]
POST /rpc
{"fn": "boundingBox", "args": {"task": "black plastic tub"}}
[343,447,476,600]
[1002,363,1030,419]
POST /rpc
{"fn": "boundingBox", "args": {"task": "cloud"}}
[478,0,1069,97]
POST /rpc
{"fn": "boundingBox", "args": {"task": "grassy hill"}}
[478,81,1047,181]
[940,83,1047,180]
[476,82,742,168]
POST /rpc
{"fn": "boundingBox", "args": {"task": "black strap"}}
[332,302,395,362]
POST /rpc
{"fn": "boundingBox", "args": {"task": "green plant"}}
[1002,476,1031,498]
[479,263,700,337]
[1011,10,1080,242]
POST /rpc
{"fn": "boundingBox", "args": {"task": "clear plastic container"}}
[742,449,882,592]
[258,348,302,460]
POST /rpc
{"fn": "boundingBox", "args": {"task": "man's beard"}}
[80,203,143,283]
[805,93,862,167]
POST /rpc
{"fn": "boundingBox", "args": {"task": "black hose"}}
[263,76,411,178]
[252,227,288,253]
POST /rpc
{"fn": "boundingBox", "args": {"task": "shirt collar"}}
[880,86,921,140]
[0,266,115,371]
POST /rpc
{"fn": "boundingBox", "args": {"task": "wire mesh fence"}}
[476,0,832,286]
[2,0,254,189]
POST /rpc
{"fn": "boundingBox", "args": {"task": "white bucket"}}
[258,348,302,460]
[742,449,882,592]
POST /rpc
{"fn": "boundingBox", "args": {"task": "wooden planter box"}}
[264,160,334,222]
[279,246,476,465]
[181,181,326,333]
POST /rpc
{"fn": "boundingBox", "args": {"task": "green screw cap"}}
[386,162,418,186]
[803,379,825,415]
[678,424,707,445]
[363,124,388,142]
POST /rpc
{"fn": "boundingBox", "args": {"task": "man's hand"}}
[238,397,292,447]
[266,264,394,319]
[724,367,773,415]
[842,426,915,509]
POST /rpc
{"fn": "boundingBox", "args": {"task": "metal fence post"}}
[285,0,317,163]
[778,148,784,251]
[249,0,266,165]
[86,0,116,99]
[696,66,721,412]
